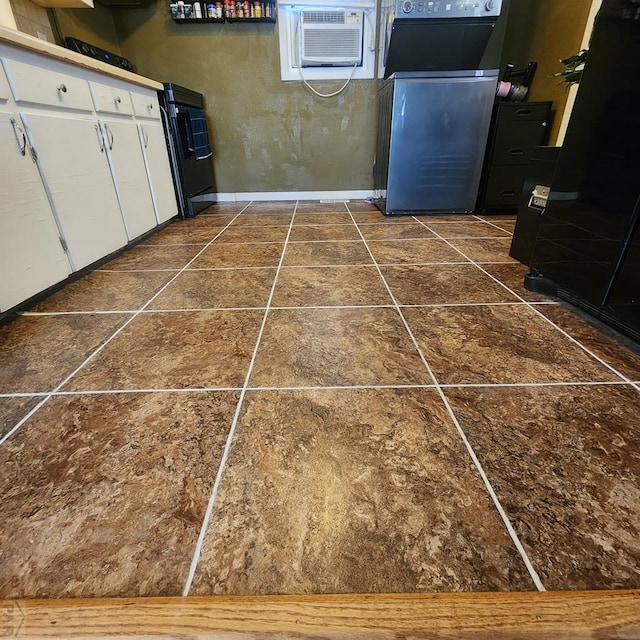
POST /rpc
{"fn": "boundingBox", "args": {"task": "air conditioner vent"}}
[299,9,363,67]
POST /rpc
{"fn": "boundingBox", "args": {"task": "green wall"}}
[112,3,377,195]
[54,4,120,52]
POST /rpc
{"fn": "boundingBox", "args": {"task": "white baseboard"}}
[194,190,375,203]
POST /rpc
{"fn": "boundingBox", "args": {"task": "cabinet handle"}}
[148,103,154,111]
[114,96,122,105]
[57,84,67,93]
[141,125,149,148]
[95,124,105,153]
[515,108,531,116]
[104,123,114,150]
[509,148,525,156]
[10,117,27,156]
[501,191,516,197]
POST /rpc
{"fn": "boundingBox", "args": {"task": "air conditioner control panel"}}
[396,0,501,18]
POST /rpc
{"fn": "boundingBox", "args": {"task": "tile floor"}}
[1,201,639,599]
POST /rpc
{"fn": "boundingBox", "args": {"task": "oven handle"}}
[160,104,186,217]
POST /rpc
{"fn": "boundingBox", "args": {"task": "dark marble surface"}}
[191,243,284,268]
[250,308,432,387]
[190,389,535,595]
[0,391,239,598]
[216,226,289,243]
[423,222,511,239]
[0,396,40,440]
[446,238,516,263]
[0,314,130,393]
[100,245,204,271]
[31,271,173,312]
[481,263,553,303]
[357,223,435,240]
[148,269,277,310]
[403,305,622,384]
[141,226,225,245]
[290,225,361,242]
[272,266,392,307]
[367,239,467,265]
[294,213,355,225]
[444,384,640,590]
[381,264,519,306]
[64,311,263,391]
[282,241,373,266]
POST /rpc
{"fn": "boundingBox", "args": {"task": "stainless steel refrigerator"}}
[374,70,498,215]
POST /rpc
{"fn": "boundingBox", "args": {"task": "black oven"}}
[159,83,217,218]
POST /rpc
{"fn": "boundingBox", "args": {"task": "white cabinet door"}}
[101,118,157,240]
[0,63,11,102]
[22,112,128,271]
[138,121,179,224]
[0,109,71,311]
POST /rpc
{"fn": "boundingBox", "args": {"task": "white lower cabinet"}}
[0,108,71,312]
[22,112,129,271]
[138,121,179,224]
[100,118,158,240]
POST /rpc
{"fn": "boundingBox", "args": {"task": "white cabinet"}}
[90,80,134,116]
[0,108,71,311]
[0,61,10,101]
[138,121,179,224]
[22,112,129,271]
[100,118,158,240]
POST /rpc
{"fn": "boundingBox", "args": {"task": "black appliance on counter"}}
[65,37,135,72]
[159,83,216,218]
[524,1,640,342]
[374,0,503,216]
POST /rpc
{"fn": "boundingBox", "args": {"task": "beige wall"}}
[112,3,377,195]
[526,0,594,145]
[54,5,119,51]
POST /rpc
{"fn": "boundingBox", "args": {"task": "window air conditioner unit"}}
[298,10,364,67]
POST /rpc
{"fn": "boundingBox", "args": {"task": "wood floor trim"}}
[1,590,639,639]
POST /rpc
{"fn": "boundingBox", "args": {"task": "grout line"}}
[0,204,253,448]
[181,200,299,596]
[347,204,547,593]
[414,220,637,385]
[4,380,636,400]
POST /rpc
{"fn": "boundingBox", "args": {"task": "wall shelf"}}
[171,2,276,23]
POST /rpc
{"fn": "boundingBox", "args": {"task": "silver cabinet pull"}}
[106,124,114,150]
[95,124,105,152]
[148,103,154,111]
[10,117,27,156]
[114,96,122,104]
[57,84,67,93]
[141,125,149,148]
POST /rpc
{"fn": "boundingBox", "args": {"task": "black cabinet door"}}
[530,10,640,309]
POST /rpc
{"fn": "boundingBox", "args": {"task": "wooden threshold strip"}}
[1,590,639,639]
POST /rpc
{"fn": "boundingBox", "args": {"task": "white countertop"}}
[0,25,163,90]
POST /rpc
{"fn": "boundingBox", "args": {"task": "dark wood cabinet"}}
[476,101,552,213]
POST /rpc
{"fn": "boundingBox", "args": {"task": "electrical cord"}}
[297,61,359,97]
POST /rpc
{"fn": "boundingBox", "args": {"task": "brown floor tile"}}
[181,214,239,226]
[481,263,553,303]
[142,226,227,246]
[357,223,435,240]
[272,266,392,307]
[0,314,130,393]
[0,390,239,598]
[290,225,361,241]
[423,222,511,239]
[403,305,622,384]
[0,396,40,440]
[231,214,293,227]
[201,203,249,215]
[31,271,173,313]
[349,211,393,223]
[538,304,640,381]
[101,245,203,271]
[191,243,283,268]
[294,213,354,225]
[64,310,263,391]
[282,241,372,266]
[148,269,276,310]
[216,226,289,243]
[447,238,515,263]
[367,239,467,265]
[445,384,640,590]
[490,220,516,234]
[381,264,519,306]
[476,214,517,221]
[249,308,431,387]
[243,202,296,212]
[189,388,535,595]
[294,203,348,213]
[347,201,379,212]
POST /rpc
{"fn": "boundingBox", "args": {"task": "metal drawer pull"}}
[515,108,531,116]
[95,124,105,152]
[114,96,122,104]
[501,191,516,197]
[509,148,525,156]
[10,117,27,156]
[141,125,149,148]
[105,124,114,150]
[56,84,67,93]
[148,103,154,110]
